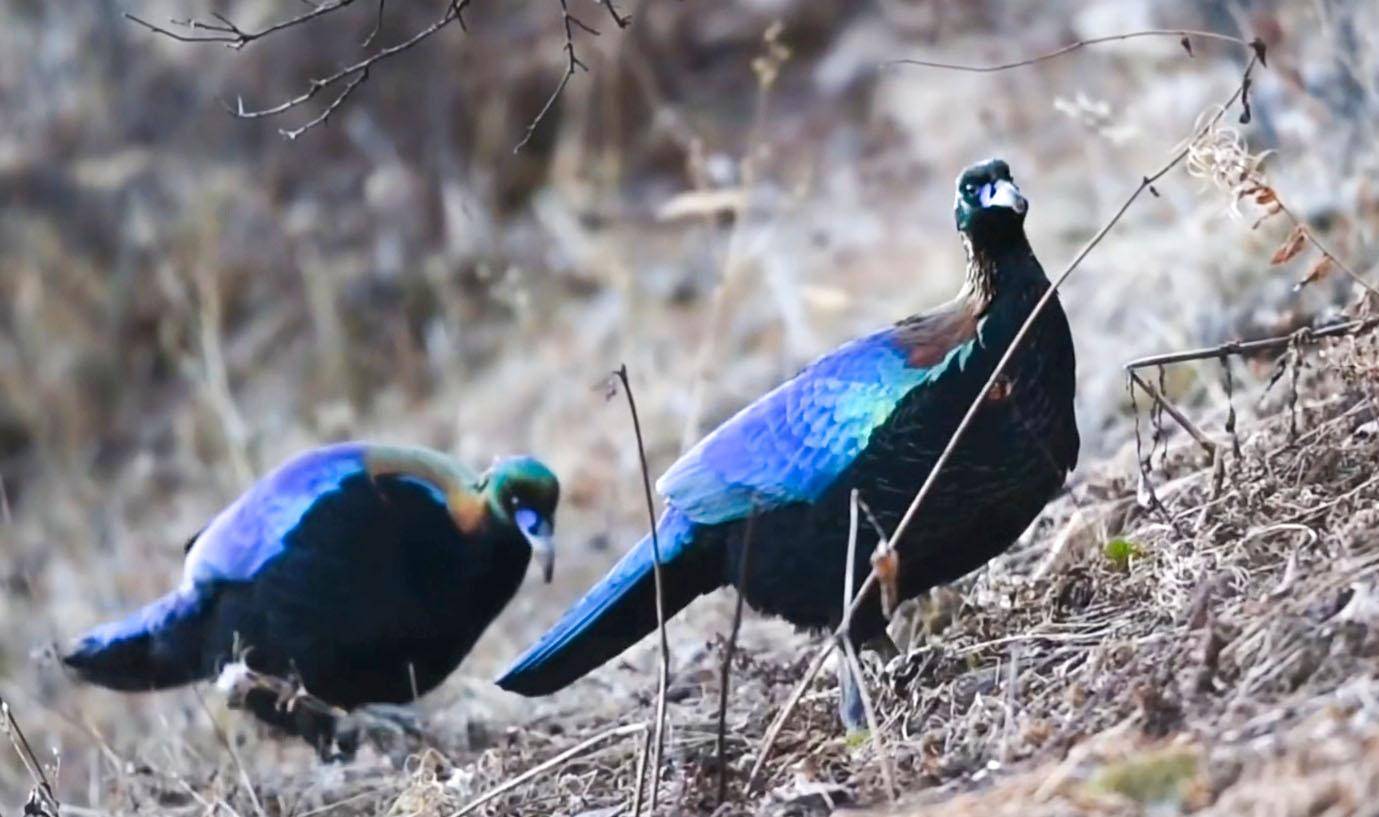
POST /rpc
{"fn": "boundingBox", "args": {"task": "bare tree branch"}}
[514,0,596,153]
[887,29,1258,73]
[128,0,628,145]
[600,0,631,29]
[126,0,362,50]
[224,4,463,138]
[1125,317,1379,370]
[279,67,371,140]
[362,0,388,47]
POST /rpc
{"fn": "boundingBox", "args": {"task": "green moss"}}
[844,730,871,750]
[1090,748,1198,804]
[1103,538,1142,571]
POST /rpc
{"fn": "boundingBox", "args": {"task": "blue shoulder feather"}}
[184,443,372,585]
[657,326,973,524]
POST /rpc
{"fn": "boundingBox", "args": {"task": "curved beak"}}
[980,179,1027,214]
[528,528,555,583]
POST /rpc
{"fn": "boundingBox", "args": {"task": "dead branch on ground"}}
[1,696,61,817]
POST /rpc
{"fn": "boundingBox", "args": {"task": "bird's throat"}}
[959,230,1035,315]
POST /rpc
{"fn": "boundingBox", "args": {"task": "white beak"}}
[980,179,1027,214]
[526,529,555,583]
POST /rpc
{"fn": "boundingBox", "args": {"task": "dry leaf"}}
[870,542,900,618]
[1250,202,1283,230]
[1240,184,1277,207]
[1294,255,1334,291]
[1270,225,1308,265]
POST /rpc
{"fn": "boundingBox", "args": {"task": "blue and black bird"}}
[497,158,1079,727]
[64,443,559,753]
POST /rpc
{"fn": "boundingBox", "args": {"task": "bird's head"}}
[485,456,560,583]
[953,158,1027,239]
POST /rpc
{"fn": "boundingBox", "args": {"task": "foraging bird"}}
[497,159,1078,728]
[64,443,559,754]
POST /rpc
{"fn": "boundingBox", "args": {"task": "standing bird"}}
[497,159,1078,729]
[64,443,559,755]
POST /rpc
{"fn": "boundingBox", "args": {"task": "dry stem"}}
[717,508,757,805]
[451,723,648,816]
[889,29,1259,72]
[1,697,60,817]
[613,364,671,815]
[841,490,897,801]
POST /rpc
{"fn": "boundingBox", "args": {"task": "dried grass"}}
[6,1,1379,815]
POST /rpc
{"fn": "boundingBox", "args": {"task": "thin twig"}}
[514,0,594,153]
[193,687,268,817]
[126,0,359,49]
[613,364,671,814]
[1276,202,1379,299]
[840,490,897,801]
[887,29,1255,73]
[1,696,60,816]
[717,507,757,805]
[600,0,631,28]
[0,474,11,525]
[749,39,1263,792]
[451,723,647,817]
[1127,370,1217,456]
[841,640,893,790]
[1125,318,1379,370]
[361,0,387,47]
[630,718,653,817]
[280,67,370,140]
[226,3,462,134]
[746,637,837,790]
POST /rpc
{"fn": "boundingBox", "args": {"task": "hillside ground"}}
[2,1,1378,815]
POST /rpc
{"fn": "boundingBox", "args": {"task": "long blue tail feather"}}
[496,508,718,696]
[62,586,212,691]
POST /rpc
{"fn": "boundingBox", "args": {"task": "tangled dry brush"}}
[5,1,1379,816]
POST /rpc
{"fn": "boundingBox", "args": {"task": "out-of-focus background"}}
[2,0,1377,813]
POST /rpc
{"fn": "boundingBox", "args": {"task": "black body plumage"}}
[63,443,559,752]
[498,159,1079,703]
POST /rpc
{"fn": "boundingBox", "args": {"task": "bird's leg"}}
[836,653,868,735]
[837,630,899,734]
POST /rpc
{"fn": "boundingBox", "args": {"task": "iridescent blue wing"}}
[657,322,976,526]
[184,443,376,584]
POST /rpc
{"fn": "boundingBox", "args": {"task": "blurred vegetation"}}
[1,0,1378,809]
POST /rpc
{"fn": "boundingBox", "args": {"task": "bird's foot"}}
[334,704,428,765]
[315,724,358,764]
[353,703,424,739]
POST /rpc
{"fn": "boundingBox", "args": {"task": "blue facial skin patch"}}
[515,507,541,537]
